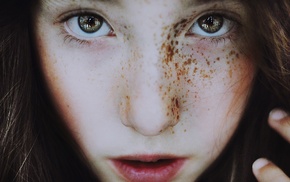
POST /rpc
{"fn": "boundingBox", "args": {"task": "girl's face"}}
[34,0,255,181]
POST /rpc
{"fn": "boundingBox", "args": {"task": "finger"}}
[252,158,290,182]
[269,109,290,143]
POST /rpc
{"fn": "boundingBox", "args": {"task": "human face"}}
[34,0,255,181]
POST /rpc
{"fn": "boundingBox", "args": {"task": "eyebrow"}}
[86,0,117,3]
[188,0,241,6]
[44,0,118,8]
[196,0,223,3]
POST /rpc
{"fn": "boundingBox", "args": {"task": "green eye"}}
[78,15,103,33]
[197,15,223,34]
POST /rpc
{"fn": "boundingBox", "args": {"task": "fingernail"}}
[253,158,270,171]
[270,109,287,121]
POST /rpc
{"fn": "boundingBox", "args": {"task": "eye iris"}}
[78,15,102,33]
[198,15,223,33]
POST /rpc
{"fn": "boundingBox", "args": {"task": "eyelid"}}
[184,9,241,31]
[195,10,242,27]
[55,9,110,25]
[185,10,241,37]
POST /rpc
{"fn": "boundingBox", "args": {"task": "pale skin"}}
[33,0,288,181]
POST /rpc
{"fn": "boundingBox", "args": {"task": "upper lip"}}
[113,154,186,162]
[112,154,186,162]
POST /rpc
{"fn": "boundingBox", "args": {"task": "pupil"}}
[87,17,96,27]
[78,15,102,33]
[198,15,223,34]
[205,16,214,26]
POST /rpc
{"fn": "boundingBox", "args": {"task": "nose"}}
[119,47,180,136]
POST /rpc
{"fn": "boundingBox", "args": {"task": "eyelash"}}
[63,33,90,45]
[198,29,237,46]
[58,10,240,46]
[59,11,112,46]
[186,12,240,44]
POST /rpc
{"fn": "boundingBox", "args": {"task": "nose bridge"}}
[120,37,180,136]
[118,5,184,136]
[126,48,170,136]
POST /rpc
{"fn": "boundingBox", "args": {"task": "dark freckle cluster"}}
[228,50,240,60]
[159,19,198,126]
[225,50,242,78]
[157,16,241,129]
[229,50,235,56]
[164,97,180,122]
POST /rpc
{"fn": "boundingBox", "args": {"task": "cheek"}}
[159,39,255,109]
[158,39,255,151]
[36,34,123,135]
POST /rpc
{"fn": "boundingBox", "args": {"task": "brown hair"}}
[0,0,289,181]
[0,0,99,181]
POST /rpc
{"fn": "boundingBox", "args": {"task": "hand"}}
[252,109,290,182]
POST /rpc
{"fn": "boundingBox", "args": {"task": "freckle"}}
[167,34,171,40]
[203,74,209,79]
[175,41,179,45]
[175,63,179,69]
[216,57,220,61]
[229,50,236,56]
[228,69,233,78]
[175,99,179,108]
[184,129,187,132]
[206,59,210,66]
[236,53,240,58]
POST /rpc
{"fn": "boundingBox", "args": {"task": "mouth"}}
[111,155,186,182]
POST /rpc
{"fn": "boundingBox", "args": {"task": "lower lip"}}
[111,157,185,182]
